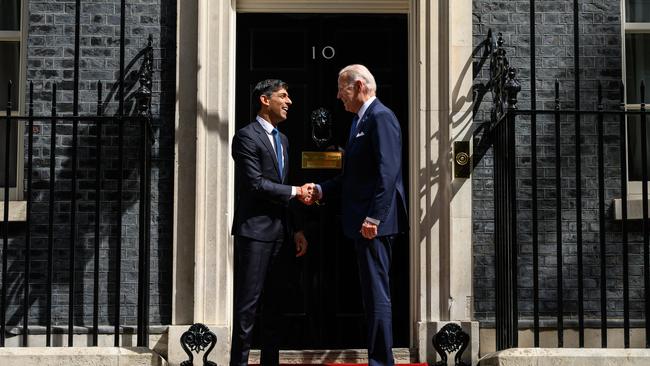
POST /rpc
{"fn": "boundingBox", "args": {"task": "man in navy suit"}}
[312,65,408,366]
[230,79,313,366]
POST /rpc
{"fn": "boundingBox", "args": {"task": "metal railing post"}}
[1,81,13,347]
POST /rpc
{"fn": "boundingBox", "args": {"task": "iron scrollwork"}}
[432,323,470,366]
[135,34,155,142]
[505,67,521,110]
[487,30,521,124]
[180,323,218,366]
[310,107,333,148]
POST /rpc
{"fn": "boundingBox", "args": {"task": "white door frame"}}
[172,0,475,363]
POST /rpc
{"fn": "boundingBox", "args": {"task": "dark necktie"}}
[348,115,359,145]
[272,128,283,180]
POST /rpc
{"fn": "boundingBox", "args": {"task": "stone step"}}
[247,348,417,364]
[0,347,166,366]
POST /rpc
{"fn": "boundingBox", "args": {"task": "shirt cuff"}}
[365,217,380,225]
[291,186,297,198]
[315,184,323,199]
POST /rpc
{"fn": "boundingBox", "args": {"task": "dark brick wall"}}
[2,0,175,329]
[472,0,635,326]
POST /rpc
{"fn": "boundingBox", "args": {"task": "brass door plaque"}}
[301,151,343,169]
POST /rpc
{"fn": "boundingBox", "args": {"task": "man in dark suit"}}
[230,79,313,366]
[312,65,408,366]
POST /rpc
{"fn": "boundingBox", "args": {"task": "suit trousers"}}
[354,236,394,366]
[230,236,287,366]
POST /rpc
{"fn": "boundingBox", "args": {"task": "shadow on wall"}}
[416,32,493,236]
[2,32,174,338]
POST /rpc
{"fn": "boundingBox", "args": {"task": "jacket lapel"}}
[252,121,282,179]
[347,99,379,148]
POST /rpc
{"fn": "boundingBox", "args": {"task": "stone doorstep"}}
[0,347,167,366]
[247,348,417,364]
[480,348,650,366]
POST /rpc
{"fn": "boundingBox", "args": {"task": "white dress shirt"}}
[256,116,297,197]
[354,96,376,130]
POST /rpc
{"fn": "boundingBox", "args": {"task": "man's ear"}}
[355,80,365,93]
[260,94,270,107]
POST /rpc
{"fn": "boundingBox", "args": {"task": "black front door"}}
[236,13,409,349]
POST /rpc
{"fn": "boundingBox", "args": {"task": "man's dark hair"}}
[252,79,289,111]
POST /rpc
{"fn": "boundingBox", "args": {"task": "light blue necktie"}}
[272,128,283,180]
[348,115,359,145]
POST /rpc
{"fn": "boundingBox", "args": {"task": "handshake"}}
[295,183,321,205]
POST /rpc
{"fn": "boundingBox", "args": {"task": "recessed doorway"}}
[235,13,409,349]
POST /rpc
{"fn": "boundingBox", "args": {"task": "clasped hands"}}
[295,183,319,205]
[295,183,377,239]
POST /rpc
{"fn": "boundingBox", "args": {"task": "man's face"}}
[263,87,292,124]
[337,76,363,113]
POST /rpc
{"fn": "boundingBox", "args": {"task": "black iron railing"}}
[488,29,650,350]
[0,0,154,348]
[486,29,520,350]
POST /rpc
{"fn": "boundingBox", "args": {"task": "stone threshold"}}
[481,348,650,366]
[0,347,167,366]
[247,348,417,364]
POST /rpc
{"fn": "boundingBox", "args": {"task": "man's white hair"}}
[339,64,377,95]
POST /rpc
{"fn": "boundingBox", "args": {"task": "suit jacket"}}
[231,120,293,242]
[321,98,408,239]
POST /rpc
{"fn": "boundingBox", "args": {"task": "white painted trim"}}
[625,104,643,110]
[177,0,475,359]
[0,31,21,40]
[193,0,236,326]
[236,0,408,13]
[614,197,650,220]
[448,0,474,323]
[625,23,650,32]
[619,0,633,198]
[0,200,26,221]
[0,0,26,201]
[407,1,420,346]
[172,0,198,325]
[621,11,650,194]
[408,0,474,344]
[409,0,448,345]
[16,0,27,200]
